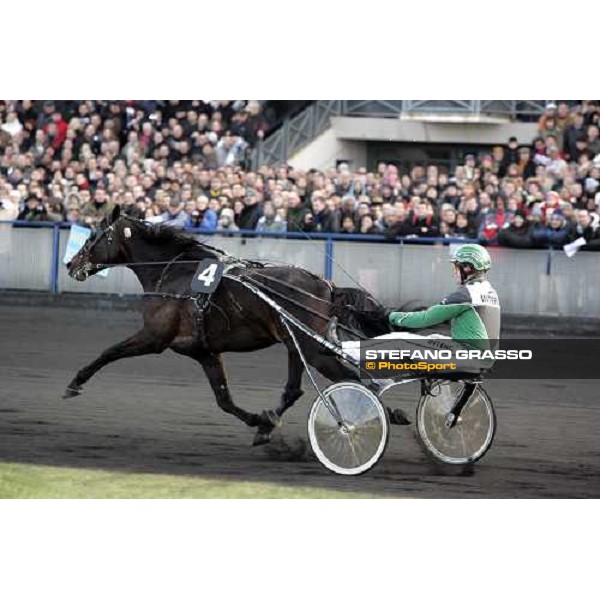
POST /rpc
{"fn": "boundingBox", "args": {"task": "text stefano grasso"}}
[363,349,532,361]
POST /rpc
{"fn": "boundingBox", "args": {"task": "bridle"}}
[72,220,121,279]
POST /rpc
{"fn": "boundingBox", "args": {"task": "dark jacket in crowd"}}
[383,219,417,240]
[454,224,476,239]
[531,223,571,249]
[498,222,534,248]
[498,146,519,178]
[465,207,481,231]
[236,202,262,230]
[285,205,311,233]
[518,158,537,179]
[305,208,337,233]
[574,219,600,250]
[17,205,48,222]
[563,124,586,160]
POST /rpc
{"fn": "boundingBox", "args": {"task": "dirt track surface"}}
[1,305,599,498]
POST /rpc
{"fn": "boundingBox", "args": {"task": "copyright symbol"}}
[366,362,376,370]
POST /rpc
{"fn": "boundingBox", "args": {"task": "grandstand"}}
[1,99,600,251]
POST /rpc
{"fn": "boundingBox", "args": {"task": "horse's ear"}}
[109,204,120,224]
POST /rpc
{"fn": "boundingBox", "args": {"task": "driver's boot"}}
[387,406,412,425]
[325,316,341,347]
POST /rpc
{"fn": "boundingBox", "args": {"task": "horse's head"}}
[67,205,133,281]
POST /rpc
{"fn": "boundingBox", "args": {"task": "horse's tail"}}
[330,286,392,339]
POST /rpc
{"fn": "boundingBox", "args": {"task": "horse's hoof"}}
[252,431,272,446]
[388,407,411,426]
[62,386,81,399]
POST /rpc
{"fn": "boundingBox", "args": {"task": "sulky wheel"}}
[416,381,496,465]
[308,382,389,476]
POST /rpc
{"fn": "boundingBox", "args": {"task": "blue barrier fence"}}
[2,220,600,317]
[1,220,479,294]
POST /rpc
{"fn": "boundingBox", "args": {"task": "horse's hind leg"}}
[250,344,306,446]
[199,354,274,438]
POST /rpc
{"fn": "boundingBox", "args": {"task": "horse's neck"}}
[125,240,188,292]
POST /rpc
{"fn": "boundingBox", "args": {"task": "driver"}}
[327,243,501,369]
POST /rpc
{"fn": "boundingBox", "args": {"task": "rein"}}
[234,274,369,340]
[80,217,371,341]
[89,256,370,340]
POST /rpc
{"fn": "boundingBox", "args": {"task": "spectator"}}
[256,201,286,233]
[359,214,378,234]
[478,197,509,246]
[587,125,600,157]
[454,212,476,239]
[563,112,587,160]
[236,190,262,230]
[573,209,600,250]
[0,191,19,221]
[545,145,568,179]
[47,201,66,223]
[217,207,239,232]
[336,196,356,230]
[1,112,23,138]
[461,196,481,232]
[335,170,354,197]
[17,195,48,222]
[340,215,356,234]
[285,191,310,233]
[305,195,336,233]
[354,200,371,225]
[498,137,519,178]
[555,102,573,130]
[215,132,247,168]
[439,204,457,234]
[539,190,569,220]
[537,103,565,146]
[81,187,112,228]
[498,212,533,248]
[161,197,188,227]
[516,146,536,179]
[380,204,412,238]
[186,195,217,230]
[66,207,85,226]
[410,201,439,238]
[531,209,571,248]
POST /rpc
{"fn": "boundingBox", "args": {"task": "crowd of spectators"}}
[1,100,600,251]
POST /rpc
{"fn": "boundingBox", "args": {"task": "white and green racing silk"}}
[388,276,501,348]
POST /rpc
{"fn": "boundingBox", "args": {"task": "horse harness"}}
[150,253,260,349]
[85,220,367,345]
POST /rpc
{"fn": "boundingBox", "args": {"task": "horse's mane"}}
[130,219,226,257]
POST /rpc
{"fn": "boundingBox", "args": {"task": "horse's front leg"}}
[198,354,277,444]
[63,329,170,398]
[276,346,304,418]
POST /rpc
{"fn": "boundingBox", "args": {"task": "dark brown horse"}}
[65,206,391,445]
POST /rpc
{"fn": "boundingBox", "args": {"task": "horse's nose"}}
[66,260,73,270]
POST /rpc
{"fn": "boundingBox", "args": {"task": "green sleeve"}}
[389,303,470,329]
